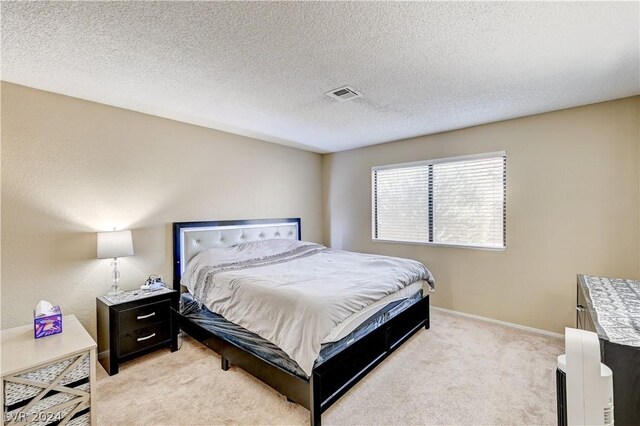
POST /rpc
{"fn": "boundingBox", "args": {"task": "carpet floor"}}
[95,310,563,425]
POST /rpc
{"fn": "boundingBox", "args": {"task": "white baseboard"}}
[431,306,564,339]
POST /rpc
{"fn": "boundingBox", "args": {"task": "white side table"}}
[1,315,97,425]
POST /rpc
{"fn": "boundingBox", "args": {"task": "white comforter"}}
[182,239,434,376]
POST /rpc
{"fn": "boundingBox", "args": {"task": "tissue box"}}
[33,306,62,339]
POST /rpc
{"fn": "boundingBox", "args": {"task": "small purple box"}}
[33,306,62,339]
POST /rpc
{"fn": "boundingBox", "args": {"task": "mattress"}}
[182,239,434,375]
[322,280,424,343]
[180,289,424,379]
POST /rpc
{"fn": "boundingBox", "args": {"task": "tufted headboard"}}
[172,218,301,290]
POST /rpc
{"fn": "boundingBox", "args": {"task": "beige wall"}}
[2,82,639,338]
[1,82,323,337]
[323,97,640,334]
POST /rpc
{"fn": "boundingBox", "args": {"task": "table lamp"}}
[97,229,134,295]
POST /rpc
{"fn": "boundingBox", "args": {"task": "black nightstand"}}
[96,288,178,375]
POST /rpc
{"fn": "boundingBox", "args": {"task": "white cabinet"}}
[1,315,96,425]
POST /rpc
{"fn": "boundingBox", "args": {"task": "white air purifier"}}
[556,328,614,426]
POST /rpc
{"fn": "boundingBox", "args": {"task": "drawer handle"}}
[137,333,156,342]
[576,304,585,312]
[137,312,156,320]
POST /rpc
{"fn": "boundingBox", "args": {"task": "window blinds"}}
[372,152,506,249]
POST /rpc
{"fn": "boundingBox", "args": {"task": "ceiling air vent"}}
[326,86,362,101]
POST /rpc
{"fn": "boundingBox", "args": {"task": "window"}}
[372,152,506,249]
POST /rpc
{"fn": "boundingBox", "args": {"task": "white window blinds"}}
[372,152,506,249]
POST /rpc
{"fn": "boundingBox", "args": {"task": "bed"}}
[173,218,433,425]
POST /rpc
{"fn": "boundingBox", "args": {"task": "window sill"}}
[372,238,506,252]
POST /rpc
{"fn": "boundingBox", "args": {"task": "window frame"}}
[371,151,507,251]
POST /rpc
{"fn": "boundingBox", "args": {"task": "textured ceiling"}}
[2,2,639,153]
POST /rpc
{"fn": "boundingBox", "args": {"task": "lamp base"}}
[109,259,123,295]
[108,280,123,296]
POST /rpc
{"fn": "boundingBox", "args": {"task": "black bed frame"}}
[173,218,430,426]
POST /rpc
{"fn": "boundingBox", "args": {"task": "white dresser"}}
[1,315,96,425]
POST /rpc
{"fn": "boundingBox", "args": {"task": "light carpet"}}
[96,310,563,425]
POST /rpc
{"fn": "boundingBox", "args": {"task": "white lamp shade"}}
[97,230,134,259]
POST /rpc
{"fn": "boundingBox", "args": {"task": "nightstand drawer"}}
[119,322,170,356]
[119,300,170,330]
